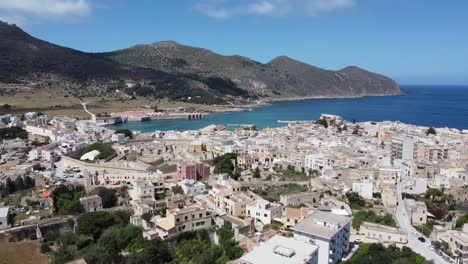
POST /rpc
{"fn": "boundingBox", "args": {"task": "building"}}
[352,181,374,199]
[382,185,398,207]
[154,204,213,240]
[284,207,309,227]
[391,137,416,162]
[401,177,428,194]
[360,222,408,244]
[177,161,211,181]
[238,235,319,264]
[79,195,103,212]
[131,180,156,200]
[291,210,352,264]
[439,228,468,264]
[0,207,10,230]
[404,199,427,226]
[246,199,282,225]
[180,179,206,195]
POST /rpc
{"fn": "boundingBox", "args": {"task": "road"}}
[396,182,449,264]
[79,100,95,120]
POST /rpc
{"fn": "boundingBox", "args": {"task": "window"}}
[176,218,180,223]
[185,216,188,220]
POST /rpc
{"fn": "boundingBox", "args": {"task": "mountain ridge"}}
[0,21,401,102]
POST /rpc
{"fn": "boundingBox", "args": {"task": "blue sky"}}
[1,0,467,85]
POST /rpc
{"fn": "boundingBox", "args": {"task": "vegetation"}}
[456,214,468,228]
[346,192,369,209]
[415,220,435,237]
[171,185,184,195]
[51,215,243,264]
[426,127,437,136]
[353,210,396,229]
[404,188,455,220]
[3,176,35,195]
[253,184,308,202]
[279,165,309,181]
[213,153,238,175]
[82,142,117,160]
[115,129,133,139]
[345,243,431,264]
[52,185,84,215]
[0,126,28,140]
[93,187,118,208]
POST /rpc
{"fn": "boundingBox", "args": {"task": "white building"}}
[0,207,10,230]
[246,199,282,225]
[180,179,206,195]
[131,180,155,200]
[238,235,319,264]
[111,133,126,143]
[352,181,374,199]
[402,177,428,194]
[292,210,352,264]
[391,137,416,162]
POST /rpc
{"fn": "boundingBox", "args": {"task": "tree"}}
[0,127,28,140]
[426,127,437,136]
[5,178,16,193]
[24,176,35,189]
[172,185,184,195]
[214,153,238,175]
[127,239,173,264]
[15,176,25,191]
[95,187,117,208]
[76,211,117,240]
[253,167,261,178]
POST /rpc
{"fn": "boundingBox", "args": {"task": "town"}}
[0,111,467,264]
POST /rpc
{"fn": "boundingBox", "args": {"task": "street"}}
[395,182,449,264]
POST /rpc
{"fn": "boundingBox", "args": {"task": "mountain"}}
[0,21,401,101]
[103,41,401,98]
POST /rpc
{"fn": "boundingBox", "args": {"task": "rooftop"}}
[239,235,318,264]
[291,210,352,239]
[0,206,9,217]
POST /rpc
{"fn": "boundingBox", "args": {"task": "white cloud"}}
[0,0,91,24]
[195,0,355,18]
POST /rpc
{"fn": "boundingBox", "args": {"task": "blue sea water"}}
[110,86,468,132]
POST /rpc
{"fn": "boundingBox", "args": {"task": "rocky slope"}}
[0,21,401,101]
[104,41,401,97]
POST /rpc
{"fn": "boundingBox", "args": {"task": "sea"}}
[110,85,468,132]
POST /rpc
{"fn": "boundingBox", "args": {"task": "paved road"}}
[396,182,449,264]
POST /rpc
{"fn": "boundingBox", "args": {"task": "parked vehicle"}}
[418,237,426,243]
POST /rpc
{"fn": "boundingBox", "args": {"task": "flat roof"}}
[291,210,352,239]
[0,207,9,217]
[240,235,318,264]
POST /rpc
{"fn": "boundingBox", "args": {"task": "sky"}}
[1,0,467,85]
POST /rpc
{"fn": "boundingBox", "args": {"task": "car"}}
[411,232,420,237]
[353,238,362,243]
[418,237,426,243]
[428,245,435,251]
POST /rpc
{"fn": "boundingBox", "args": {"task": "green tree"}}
[95,187,117,208]
[76,211,117,240]
[253,167,261,178]
[172,185,184,195]
[426,127,437,136]
[127,239,173,264]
